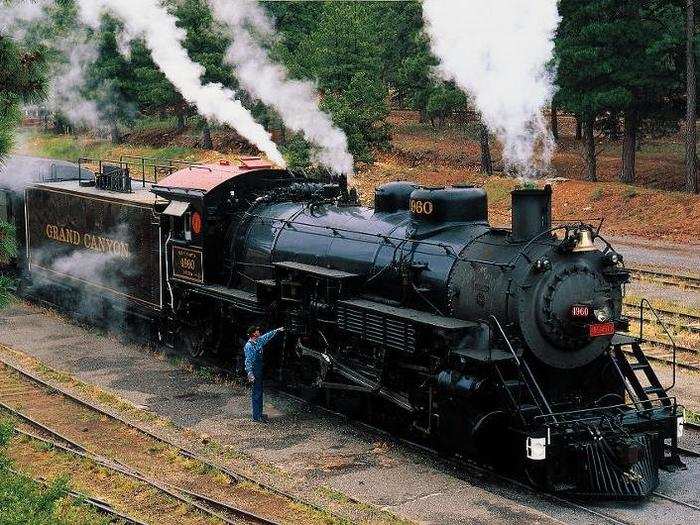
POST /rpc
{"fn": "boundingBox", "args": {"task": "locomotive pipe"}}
[511,185,552,241]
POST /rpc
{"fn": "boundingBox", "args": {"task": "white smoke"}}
[47,32,101,129]
[75,0,286,167]
[208,0,354,176]
[0,156,93,192]
[422,0,560,176]
[31,222,137,325]
[0,1,113,132]
[0,0,48,39]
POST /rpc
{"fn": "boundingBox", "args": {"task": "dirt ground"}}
[381,111,700,244]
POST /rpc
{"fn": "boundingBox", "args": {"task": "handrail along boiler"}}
[6,156,685,499]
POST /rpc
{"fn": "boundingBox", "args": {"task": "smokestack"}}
[511,184,552,241]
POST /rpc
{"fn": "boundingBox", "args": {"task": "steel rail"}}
[4,416,280,525]
[628,266,700,291]
[621,343,699,373]
[5,466,151,525]
[624,311,700,336]
[623,301,700,327]
[0,350,350,524]
[652,491,700,512]
[675,445,700,458]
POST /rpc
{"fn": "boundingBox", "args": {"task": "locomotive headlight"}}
[606,252,622,265]
[534,258,551,273]
[594,306,611,322]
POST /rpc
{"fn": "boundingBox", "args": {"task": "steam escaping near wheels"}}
[422,0,560,177]
[208,0,355,178]
[75,0,286,168]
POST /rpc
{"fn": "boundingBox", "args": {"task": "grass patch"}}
[26,131,201,164]
[196,367,215,381]
[318,485,352,505]
[0,420,110,525]
[625,294,700,317]
[132,115,180,132]
[483,178,515,204]
[590,186,604,201]
[622,186,638,201]
[685,409,700,425]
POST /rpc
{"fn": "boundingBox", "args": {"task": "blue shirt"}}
[243,329,280,375]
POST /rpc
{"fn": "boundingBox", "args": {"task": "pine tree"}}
[686,0,699,193]
[0,2,47,307]
[277,1,390,162]
[85,16,133,143]
[555,0,686,183]
[0,32,46,158]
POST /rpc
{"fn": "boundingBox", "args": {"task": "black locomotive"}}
[0,155,686,498]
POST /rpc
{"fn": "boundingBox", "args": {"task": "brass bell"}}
[572,228,597,252]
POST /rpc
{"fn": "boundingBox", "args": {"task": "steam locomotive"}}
[0,156,685,498]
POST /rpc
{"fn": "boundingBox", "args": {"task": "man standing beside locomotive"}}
[244,325,284,422]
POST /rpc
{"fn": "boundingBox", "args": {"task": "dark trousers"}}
[251,376,263,420]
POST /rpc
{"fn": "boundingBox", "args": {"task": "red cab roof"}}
[154,157,275,193]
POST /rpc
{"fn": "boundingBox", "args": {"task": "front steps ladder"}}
[611,336,672,410]
[489,316,557,425]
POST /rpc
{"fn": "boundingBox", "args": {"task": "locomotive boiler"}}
[6,156,685,499]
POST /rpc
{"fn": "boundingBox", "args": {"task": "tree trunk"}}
[550,103,559,142]
[418,108,428,124]
[686,0,698,193]
[280,123,287,145]
[479,122,493,174]
[110,122,121,144]
[201,119,213,150]
[583,119,597,181]
[176,109,186,131]
[575,117,583,140]
[620,109,638,183]
[608,112,621,141]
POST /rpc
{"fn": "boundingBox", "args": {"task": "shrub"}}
[0,220,17,308]
[622,186,638,200]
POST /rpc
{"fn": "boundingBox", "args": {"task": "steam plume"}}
[76,0,286,167]
[208,0,354,176]
[0,0,48,39]
[47,31,101,129]
[422,0,560,175]
[1,2,123,133]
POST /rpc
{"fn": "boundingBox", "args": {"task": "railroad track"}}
[676,422,700,458]
[618,337,700,372]
[0,351,349,525]
[2,322,697,524]
[623,303,700,335]
[271,389,700,524]
[6,466,151,525]
[0,397,280,525]
[628,266,700,291]
[620,298,700,370]
[6,422,275,525]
